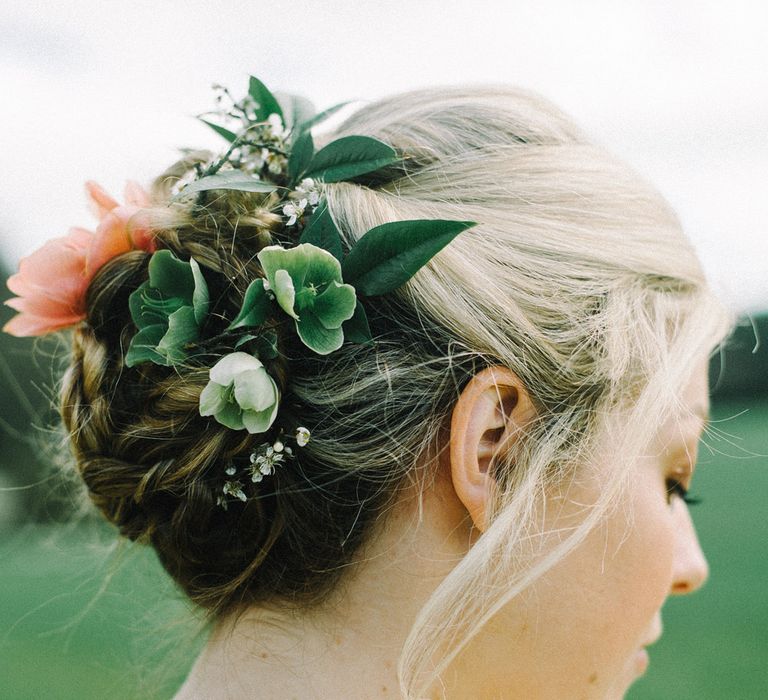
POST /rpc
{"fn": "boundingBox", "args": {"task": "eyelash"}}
[666,478,702,506]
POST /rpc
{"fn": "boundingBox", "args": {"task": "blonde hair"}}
[322,86,731,696]
[60,85,732,698]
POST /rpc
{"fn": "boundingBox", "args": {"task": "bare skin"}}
[176,362,710,699]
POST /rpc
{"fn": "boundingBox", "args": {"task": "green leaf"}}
[343,300,373,345]
[190,258,210,326]
[157,306,199,364]
[303,136,399,183]
[233,333,258,350]
[149,250,195,301]
[129,283,166,329]
[255,330,279,359]
[296,313,345,355]
[304,244,345,288]
[125,324,168,367]
[258,245,310,308]
[288,130,314,184]
[273,269,298,319]
[299,201,344,262]
[294,102,349,135]
[276,92,316,133]
[313,281,357,330]
[198,118,238,143]
[342,219,476,296]
[173,172,277,199]
[248,76,283,122]
[228,279,270,330]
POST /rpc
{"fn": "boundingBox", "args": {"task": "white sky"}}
[1,0,766,311]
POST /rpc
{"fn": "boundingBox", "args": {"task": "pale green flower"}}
[257,243,357,355]
[199,352,280,433]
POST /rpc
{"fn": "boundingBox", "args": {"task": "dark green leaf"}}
[138,289,185,319]
[342,300,373,345]
[198,118,238,143]
[288,130,314,184]
[233,333,258,350]
[299,201,344,262]
[248,76,283,122]
[342,219,476,296]
[228,279,270,330]
[149,250,195,301]
[125,324,168,367]
[173,172,277,199]
[294,102,349,136]
[303,136,399,183]
[129,283,166,329]
[157,306,199,364]
[254,330,279,359]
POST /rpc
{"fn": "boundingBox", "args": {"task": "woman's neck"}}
[175,481,471,699]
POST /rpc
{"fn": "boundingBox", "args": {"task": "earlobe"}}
[449,366,535,531]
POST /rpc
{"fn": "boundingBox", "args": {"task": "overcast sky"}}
[1,0,766,311]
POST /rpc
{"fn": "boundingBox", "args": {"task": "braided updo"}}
[58,84,730,662]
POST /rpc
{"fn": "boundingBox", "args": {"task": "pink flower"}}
[3,181,156,337]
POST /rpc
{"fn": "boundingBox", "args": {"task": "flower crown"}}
[4,76,476,507]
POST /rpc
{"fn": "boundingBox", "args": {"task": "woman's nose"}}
[669,500,710,595]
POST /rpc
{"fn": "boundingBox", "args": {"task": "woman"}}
[4,78,731,699]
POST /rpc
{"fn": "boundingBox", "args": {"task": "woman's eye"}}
[666,478,702,506]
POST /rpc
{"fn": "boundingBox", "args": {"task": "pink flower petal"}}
[5,291,85,319]
[5,180,156,338]
[85,181,121,220]
[127,209,157,253]
[86,210,134,274]
[8,231,90,296]
[3,310,85,337]
[123,180,151,208]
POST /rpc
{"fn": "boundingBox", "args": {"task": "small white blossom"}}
[295,426,311,447]
[296,178,320,206]
[266,153,287,175]
[267,113,285,138]
[216,494,229,510]
[223,480,247,502]
[249,442,286,482]
[225,464,237,476]
[282,198,308,226]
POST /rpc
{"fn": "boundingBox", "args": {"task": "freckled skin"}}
[448,363,711,699]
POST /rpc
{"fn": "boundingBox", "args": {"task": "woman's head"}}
[41,84,731,697]
[433,358,711,698]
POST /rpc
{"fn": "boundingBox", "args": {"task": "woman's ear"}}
[450,366,536,531]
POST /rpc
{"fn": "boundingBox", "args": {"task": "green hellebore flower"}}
[199,352,280,434]
[125,249,210,367]
[257,243,357,355]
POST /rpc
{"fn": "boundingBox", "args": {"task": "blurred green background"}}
[1,262,766,699]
